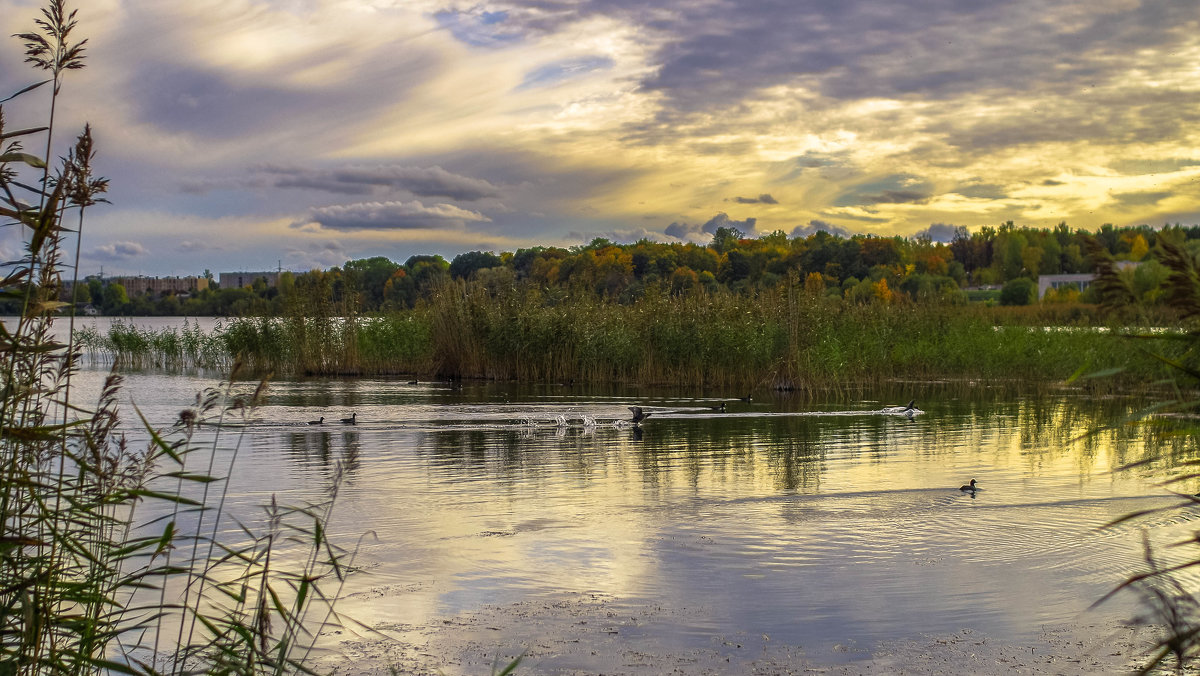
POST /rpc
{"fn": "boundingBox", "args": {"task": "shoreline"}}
[321,591,1154,675]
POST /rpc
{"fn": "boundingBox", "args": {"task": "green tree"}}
[343,256,400,310]
[101,282,129,313]
[711,225,744,254]
[449,250,503,280]
[999,277,1036,305]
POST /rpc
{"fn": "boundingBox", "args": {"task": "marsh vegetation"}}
[1,3,353,673]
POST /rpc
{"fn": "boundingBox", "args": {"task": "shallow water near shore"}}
[66,363,1199,673]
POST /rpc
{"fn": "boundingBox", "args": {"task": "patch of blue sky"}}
[434,9,524,47]
[517,56,615,90]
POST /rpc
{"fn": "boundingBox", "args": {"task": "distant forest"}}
[65,222,1200,317]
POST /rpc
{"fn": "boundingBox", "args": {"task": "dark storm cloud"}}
[731,194,778,205]
[295,201,490,231]
[911,223,967,242]
[261,165,502,201]
[791,220,852,239]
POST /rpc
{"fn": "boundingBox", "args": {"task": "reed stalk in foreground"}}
[1086,235,1200,674]
[2,4,356,673]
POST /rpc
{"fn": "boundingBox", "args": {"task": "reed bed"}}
[76,280,1179,391]
[75,319,230,370]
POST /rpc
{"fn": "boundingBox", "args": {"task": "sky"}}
[1,0,1199,277]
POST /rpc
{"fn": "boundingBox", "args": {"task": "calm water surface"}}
[47,322,1198,671]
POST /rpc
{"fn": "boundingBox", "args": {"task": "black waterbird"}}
[629,406,652,425]
[960,479,978,492]
[308,417,324,425]
[341,413,357,425]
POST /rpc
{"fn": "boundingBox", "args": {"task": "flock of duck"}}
[300,396,977,492]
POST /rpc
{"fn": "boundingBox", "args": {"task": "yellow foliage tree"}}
[872,277,893,304]
[804,271,825,295]
[1128,234,1149,261]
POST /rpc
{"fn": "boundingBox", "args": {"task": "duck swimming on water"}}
[883,399,922,417]
[629,406,652,425]
[960,478,978,492]
[308,417,324,425]
[341,413,357,425]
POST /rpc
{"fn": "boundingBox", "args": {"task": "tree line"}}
[64,221,1200,316]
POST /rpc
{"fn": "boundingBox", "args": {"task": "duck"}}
[738,393,753,402]
[629,406,652,425]
[883,399,920,417]
[960,479,978,492]
[308,416,324,426]
[341,413,357,425]
[710,402,726,412]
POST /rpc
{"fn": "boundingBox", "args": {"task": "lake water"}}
[32,317,1200,673]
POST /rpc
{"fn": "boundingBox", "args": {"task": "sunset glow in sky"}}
[2,0,1199,275]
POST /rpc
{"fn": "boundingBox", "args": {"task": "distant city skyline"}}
[2,0,1198,277]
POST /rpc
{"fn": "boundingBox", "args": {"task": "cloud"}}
[835,174,934,207]
[791,220,853,239]
[910,223,967,243]
[664,220,702,241]
[568,227,662,244]
[952,183,1009,200]
[731,193,778,205]
[859,190,932,206]
[285,240,349,271]
[708,213,756,236]
[178,240,222,253]
[89,241,149,260]
[7,0,1200,278]
[1109,158,1200,175]
[294,201,491,231]
[262,165,502,201]
[665,212,759,242]
[1111,191,1171,207]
